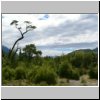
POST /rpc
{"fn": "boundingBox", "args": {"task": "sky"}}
[2,14,98,56]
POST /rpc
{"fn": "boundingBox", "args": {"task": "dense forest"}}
[2,44,98,86]
[2,20,98,86]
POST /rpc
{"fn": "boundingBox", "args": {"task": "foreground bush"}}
[89,66,98,79]
[2,67,15,80]
[58,61,73,78]
[27,66,39,82]
[15,66,26,80]
[34,66,57,85]
[71,68,80,80]
[58,61,80,80]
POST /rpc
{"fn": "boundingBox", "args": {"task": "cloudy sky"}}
[2,14,98,56]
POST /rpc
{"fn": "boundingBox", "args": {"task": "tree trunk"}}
[8,36,24,57]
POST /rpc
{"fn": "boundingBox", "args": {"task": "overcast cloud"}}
[2,14,98,56]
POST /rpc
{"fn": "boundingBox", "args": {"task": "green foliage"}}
[89,66,98,79]
[15,66,26,80]
[58,61,73,78]
[67,50,97,69]
[27,66,39,82]
[23,44,42,60]
[69,51,84,68]
[34,66,57,85]
[79,68,87,75]
[58,61,80,80]
[71,68,80,80]
[23,44,36,59]
[2,67,15,80]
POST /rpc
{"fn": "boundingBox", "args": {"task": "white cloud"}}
[71,32,98,43]
[65,31,98,44]
[2,14,81,31]
[41,49,71,57]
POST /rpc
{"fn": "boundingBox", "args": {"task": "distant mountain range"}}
[2,45,10,53]
[2,45,98,55]
[93,47,98,53]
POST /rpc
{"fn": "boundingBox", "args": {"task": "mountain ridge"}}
[2,45,10,53]
[2,45,98,56]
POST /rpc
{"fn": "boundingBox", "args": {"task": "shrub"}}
[79,68,87,76]
[71,69,80,80]
[34,66,57,85]
[58,61,80,80]
[89,66,98,79]
[27,66,39,82]
[15,66,26,80]
[2,67,15,80]
[58,61,73,79]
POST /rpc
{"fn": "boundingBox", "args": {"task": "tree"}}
[23,44,42,60]
[58,61,73,78]
[9,20,36,57]
[36,50,42,57]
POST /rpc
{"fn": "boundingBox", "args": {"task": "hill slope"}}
[2,45,10,53]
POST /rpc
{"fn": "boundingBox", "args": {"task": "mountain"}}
[74,47,98,54]
[65,47,98,58]
[2,45,10,53]
[93,47,98,54]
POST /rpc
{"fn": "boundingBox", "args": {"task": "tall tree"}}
[9,20,36,57]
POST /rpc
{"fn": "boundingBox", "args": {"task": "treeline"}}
[2,44,98,86]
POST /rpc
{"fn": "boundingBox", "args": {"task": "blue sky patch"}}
[39,14,49,20]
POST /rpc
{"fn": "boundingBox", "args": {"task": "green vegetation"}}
[34,66,57,85]
[89,66,98,79]
[2,44,98,86]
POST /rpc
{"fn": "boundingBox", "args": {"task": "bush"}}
[79,68,87,76]
[71,69,80,80]
[2,67,15,80]
[15,66,26,80]
[27,66,39,82]
[58,61,73,78]
[89,66,98,79]
[58,61,80,80]
[34,66,57,85]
